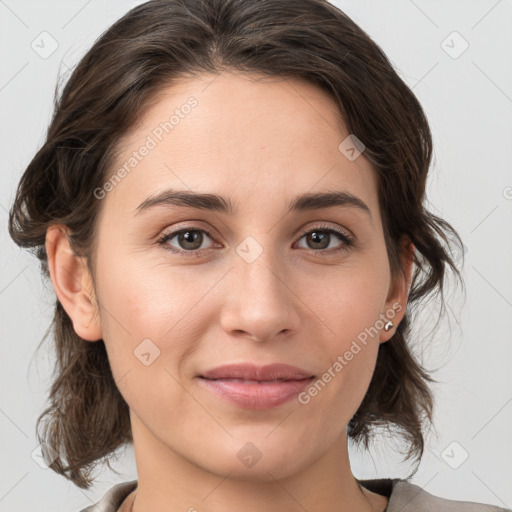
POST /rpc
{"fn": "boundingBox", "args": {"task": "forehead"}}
[105,72,380,220]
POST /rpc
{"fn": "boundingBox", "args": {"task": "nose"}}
[219,248,301,343]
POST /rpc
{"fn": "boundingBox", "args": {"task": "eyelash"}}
[156,223,355,258]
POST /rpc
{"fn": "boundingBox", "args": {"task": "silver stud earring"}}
[383,320,394,332]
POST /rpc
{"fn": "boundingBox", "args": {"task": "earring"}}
[383,320,394,332]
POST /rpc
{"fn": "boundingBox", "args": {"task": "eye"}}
[157,225,216,255]
[294,225,354,255]
[157,223,355,257]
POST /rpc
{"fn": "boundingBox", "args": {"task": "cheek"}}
[96,251,197,337]
[288,264,388,417]
[93,250,217,380]
[93,254,201,421]
[313,263,388,346]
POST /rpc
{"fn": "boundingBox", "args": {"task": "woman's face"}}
[81,72,409,479]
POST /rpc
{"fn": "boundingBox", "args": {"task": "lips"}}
[197,363,315,409]
[199,363,314,381]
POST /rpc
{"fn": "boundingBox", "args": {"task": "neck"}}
[128,415,386,512]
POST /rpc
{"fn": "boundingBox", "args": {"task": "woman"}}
[8,0,508,511]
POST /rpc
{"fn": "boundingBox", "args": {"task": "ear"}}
[45,225,102,342]
[379,236,414,344]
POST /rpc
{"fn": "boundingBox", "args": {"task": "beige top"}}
[79,479,510,512]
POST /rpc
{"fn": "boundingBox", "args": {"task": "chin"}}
[193,438,311,482]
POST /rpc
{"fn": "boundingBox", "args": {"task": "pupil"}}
[180,231,201,249]
[310,231,328,249]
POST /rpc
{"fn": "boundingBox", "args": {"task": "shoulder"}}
[78,478,510,512]
[388,479,511,512]
[78,480,137,512]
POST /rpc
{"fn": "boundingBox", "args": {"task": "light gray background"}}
[1,1,511,511]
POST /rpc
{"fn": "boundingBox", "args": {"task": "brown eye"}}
[295,226,353,255]
[158,227,215,254]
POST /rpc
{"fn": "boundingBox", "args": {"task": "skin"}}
[46,72,414,512]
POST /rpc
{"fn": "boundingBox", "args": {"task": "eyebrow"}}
[134,189,372,221]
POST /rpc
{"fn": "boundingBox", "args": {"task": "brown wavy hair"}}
[8,0,464,489]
